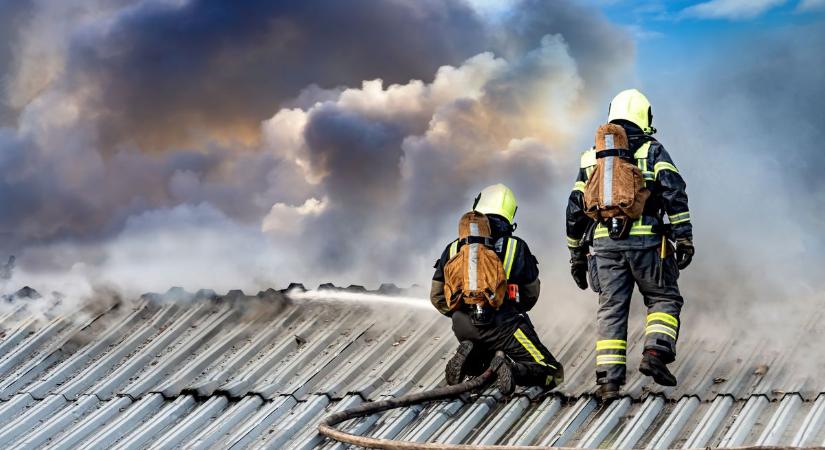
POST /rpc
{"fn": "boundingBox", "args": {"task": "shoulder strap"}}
[502,238,518,279]
[449,240,459,258]
[635,141,654,178]
[634,141,653,159]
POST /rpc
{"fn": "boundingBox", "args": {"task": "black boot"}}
[597,381,621,402]
[445,341,474,385]
[639,350,677,387]
[490,351,515,395]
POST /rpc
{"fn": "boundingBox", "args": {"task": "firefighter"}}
[431,184,563,395]
[566,89,694,401]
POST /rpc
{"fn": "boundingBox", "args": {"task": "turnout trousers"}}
[589,246,683,385]
[451,308,562,388]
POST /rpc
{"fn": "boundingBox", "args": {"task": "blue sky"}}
[594,0,825,80]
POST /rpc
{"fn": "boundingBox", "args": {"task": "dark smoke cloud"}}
[1,0,635,293]
[0,0,33,125]
[68,0,488,150]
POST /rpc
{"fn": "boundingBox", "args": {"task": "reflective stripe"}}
[449,241,458,258]
[669,211,691,225]
[468,243,478,290]
[630,225,654,235]
[604,133,615,149]
[642,171,654,181]
[573,181,586,193]
[596,354,627,365]
[594,223,655,239]
[514,329,556,369]
[647,312,679,328]
[634,141,651,159]
[596,339,627,351]
[654,161,679,177]
[646,324,677,340]
[503,238,517,279]
[603,157,614,206]
[567,236,583,248]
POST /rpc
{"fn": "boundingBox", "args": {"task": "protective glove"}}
[569,248,589,290]
[675,238,695,270]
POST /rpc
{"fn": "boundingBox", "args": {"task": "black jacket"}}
[566,125,692,251]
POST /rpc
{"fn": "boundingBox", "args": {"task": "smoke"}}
[0,0,633,300]
[626,22,825,376]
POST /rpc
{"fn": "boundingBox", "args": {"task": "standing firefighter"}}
[431,184,563,395]
[566,89,694,401]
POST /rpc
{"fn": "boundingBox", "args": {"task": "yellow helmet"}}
[608,89,655,134]
[473,184,518,224]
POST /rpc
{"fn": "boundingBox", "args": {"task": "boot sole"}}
[639,362,677,387]
[599,390,619,402]
[445,342,474,385]
[491,352,515,395]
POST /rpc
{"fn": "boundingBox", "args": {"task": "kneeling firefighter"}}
[566,89,694,401]
[431,184,563,395]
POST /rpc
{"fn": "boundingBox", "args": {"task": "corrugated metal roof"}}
[0,286,823,449]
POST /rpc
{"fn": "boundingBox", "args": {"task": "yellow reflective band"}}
[596,340,627,351]
[573,181,586,193]
[647,312,679,328]
[642,171,654,181]
[594,223,656,239]
[654,162,679,178]
[629,226,655,236]
[596,355,627,365]
[669,211,691,225]
[514,328,551,367]
[567,236,583,248]
[503,238,517,279]
[634,142,651,159]
[449,241,459,258]
[646,324,677,340]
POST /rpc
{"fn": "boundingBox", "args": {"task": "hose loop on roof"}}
[318,368,791,450]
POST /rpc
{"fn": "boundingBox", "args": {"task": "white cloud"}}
[683,0,787,19]
[797,0,825,11]
[261,198,326,235]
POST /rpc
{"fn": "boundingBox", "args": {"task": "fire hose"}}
[318,367,579,450]
[317,367,801,450]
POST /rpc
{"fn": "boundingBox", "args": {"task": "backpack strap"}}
[502,238,518,279]
[596,149,633,159]
[449,240,459,258]
[459,236,492,246]
[635,141,654,182]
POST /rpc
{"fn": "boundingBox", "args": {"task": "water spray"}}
[287,289,433,310]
